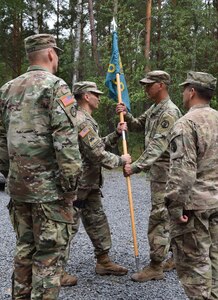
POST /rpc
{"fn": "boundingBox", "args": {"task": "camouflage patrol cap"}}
[179,71,217,90]
[24,33,63,54]
[73,81,103,95]
[140,70,171,85]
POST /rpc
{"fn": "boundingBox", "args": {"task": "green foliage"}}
[0,0,217,156]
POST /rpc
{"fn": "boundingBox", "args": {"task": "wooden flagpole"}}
[116,73,139,271]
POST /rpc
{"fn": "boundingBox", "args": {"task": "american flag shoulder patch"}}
[60,93,75,107]
[79,127,90,138]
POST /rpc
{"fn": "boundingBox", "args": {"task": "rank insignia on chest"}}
[60,93,75,107]
[79,127,90,138]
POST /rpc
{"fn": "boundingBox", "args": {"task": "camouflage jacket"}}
[125,97,182,182]
[166,104,218,219]
[0,65,82,203]
[76,107,123,190]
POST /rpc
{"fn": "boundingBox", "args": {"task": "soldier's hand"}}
[176,215,189,224]
[116,103,127,115]
[116,122,128,134]
[121,154,131,165]
[123,162,133,177]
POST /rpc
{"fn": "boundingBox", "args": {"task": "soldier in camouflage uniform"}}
[116,71,182,282]
[0,34,82,300]
[62,81,131,284]
[165,71,218,300]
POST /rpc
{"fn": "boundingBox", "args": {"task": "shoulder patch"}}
[60,93,75,107]
[79,127,90,138]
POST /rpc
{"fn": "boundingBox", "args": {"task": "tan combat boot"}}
[60,270,78,286]
[163,257,176,272]
[95,254,128,276]
[131,261,164,282]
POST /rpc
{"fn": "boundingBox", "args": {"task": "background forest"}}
[0,0,217,158]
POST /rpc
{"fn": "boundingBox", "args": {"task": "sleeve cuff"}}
[115,129,122,137]
[168,207,183,220]
[131,163,141,174]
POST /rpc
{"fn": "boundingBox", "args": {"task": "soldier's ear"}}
[83,92,90,102]
[189,88,196,99]
[48,48,53,62]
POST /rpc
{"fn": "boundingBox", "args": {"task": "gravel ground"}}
[0,170,188,300]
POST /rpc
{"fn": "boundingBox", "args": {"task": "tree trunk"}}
[113,0,118,21]
[157,0,162,66]
[88,0,103,75]
[56,0,60,44]
[12,11,22,78]
[32,0,39,34]
[72,0,82,87]
[145,0,152,72]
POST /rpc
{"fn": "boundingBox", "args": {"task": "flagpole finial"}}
[111,17,117,32]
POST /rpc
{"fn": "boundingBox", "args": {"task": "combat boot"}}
[95,254,128,276]
[163,257,176,272]
[60,270,78,286]
[131,261,164,282]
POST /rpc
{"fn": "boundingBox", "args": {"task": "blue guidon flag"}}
[105,31,131,111]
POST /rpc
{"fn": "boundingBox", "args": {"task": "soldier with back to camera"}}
[0,33,82,299]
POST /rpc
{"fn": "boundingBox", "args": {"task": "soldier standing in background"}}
[116,71,182,282]
[0,34,82,300]
[61,81,131,286]
[165,71,218,300]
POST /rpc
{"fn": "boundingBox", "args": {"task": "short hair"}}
[27,48,50,63]
[185,83,214,101]
[74,93,84,102]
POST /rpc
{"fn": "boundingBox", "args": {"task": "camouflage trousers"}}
[171,208,218,300]
[8,199,76,300]
[148,181,170,262]
[67,188,112,259]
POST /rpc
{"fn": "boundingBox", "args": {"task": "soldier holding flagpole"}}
[116,70,182,282]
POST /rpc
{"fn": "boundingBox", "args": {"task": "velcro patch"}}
[60,93,75,107]
[79,127,90,138]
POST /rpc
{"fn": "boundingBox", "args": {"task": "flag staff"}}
[112,18,139,271]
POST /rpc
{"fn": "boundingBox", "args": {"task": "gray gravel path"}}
[0,170,188,300]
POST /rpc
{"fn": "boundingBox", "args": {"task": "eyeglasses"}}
[89,92,100,98]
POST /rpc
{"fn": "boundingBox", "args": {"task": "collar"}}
[189,104,210,112]
[150,97,170,114]
[78,106,98,126]
[27,65,50,73]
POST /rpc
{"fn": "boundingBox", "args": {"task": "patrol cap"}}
[24,33,63,54]
[179,71,217,90]
[140,70,171,85]
[73,81,103,95]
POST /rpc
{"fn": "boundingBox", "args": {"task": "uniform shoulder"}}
[166,99,181,112]
[184,106,218,123]
[171,115,195,136]
[76,109,86,124]
[0,77,21,94]
[75,108,94,132]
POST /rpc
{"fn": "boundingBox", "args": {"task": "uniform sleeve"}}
[165,120,197,219]
[131,112,177,173]
[125,111,148,132]
[102,130,121,149]
[78,122,123,169]
[0,92,9,177]
[50,81,82,192]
